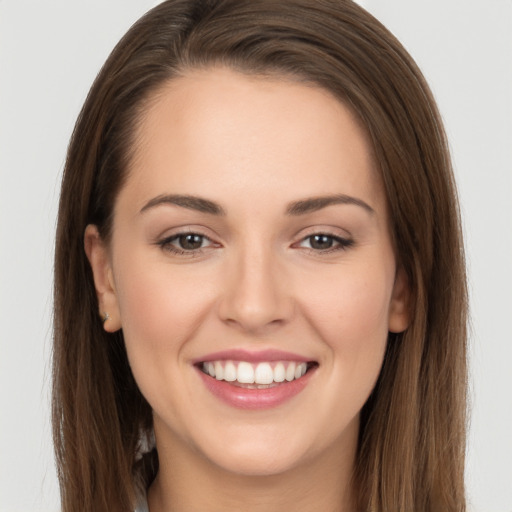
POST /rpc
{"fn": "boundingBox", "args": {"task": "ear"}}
[84,224,122,332]
[388,266,411,334]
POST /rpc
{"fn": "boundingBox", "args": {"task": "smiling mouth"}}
[198,360,319,389]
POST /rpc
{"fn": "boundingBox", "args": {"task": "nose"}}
[218,244,294,334]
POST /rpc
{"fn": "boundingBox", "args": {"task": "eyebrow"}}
[140,194,226,215]
[140,193,374,216]
[285,194,375,216]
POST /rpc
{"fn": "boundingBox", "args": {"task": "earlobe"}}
[84,224,122,332]
[388,266,411,334]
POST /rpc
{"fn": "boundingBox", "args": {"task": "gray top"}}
[135,494,149,512]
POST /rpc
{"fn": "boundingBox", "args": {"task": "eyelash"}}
[157,232,216,257]
[296,233,354,253]
[156,232,354,257]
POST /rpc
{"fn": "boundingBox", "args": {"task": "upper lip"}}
[192,349,314,365]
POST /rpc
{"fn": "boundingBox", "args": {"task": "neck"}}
[147,420,358,512]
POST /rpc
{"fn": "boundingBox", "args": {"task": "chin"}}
[193,425,324,478]
[207,447,307,478]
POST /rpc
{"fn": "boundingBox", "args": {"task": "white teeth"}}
[285,362,296,382]
[202,360,312,384]
[254,362,273,385]
[237,362,255,384]
[273,362,285,382]
[224,361,237,382]
[214,361,224,381]
[294,362,307,379]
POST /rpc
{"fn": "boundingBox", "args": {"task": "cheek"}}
[113,257,217,370]
[113,260,222,421]
[298,259,393,403]
[303,262,393,350]
[286,261,394,451]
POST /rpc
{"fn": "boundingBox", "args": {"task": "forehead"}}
[122,67,384,215]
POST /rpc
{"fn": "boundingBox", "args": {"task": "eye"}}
[157,232,215,255]
[174,233,207,250]
[298,233,353,252]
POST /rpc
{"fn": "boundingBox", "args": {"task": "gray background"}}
[1,1,511,510]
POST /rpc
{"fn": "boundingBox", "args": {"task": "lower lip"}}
[196,366,316,410]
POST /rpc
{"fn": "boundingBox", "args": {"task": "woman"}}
[53,1,468,511]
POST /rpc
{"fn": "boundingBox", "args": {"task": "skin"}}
[85,68,409,512]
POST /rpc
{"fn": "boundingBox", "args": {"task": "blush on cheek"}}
[320,276,391,337]
[118,267,215,361]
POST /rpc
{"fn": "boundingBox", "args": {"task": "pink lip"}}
[192,349,312,365]
[195,364,317,410]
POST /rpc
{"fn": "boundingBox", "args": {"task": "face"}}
[86,68,409,477]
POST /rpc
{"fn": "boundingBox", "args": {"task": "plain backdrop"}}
[0,1,511,511]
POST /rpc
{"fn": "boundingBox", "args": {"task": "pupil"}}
[311,234,333,250]
[179,234,203,250]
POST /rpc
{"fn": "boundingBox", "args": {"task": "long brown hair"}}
[53,1,468,510]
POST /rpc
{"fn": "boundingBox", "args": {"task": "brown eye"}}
[308,234,335,250]
[177,234,204,250]
[297,233,354,253]
[157,232,214,255]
